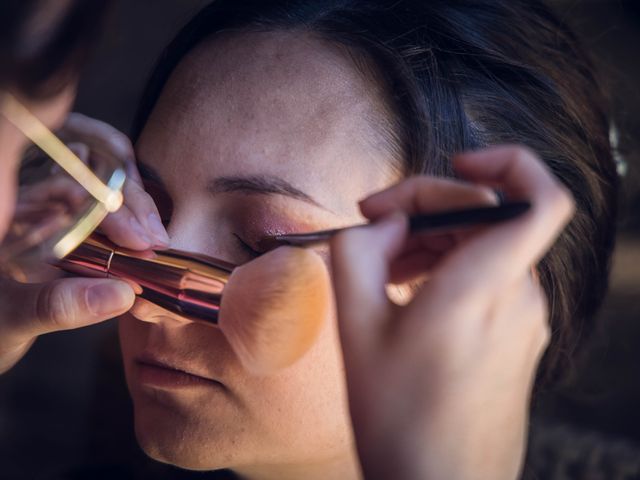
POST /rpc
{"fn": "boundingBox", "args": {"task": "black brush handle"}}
[262,201,531,249]
[409,201,531,233]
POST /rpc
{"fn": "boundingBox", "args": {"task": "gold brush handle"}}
[57,235,235,324]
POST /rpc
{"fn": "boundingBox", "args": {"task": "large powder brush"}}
[57,235,330,374]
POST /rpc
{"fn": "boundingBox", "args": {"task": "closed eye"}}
[233,233,264,260]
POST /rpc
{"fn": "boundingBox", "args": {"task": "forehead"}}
[140,30,397,215]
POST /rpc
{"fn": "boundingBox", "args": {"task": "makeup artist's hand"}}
[331,146,574,480]
[60,113,170,250]
[0,114,168,374]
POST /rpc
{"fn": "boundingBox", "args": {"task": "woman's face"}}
[119,31,398,476]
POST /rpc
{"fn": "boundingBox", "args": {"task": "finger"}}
[3,278,135,341]
[60,115,169,247]
[451,146,574,273]
[119,167,170,248]
[61,113,135,165]
[359,176,498,220]
[386,227,484,284]
[72,120,170,247]
[330,213,408,357]
[18,175,86,207]
[63,117,143,188]
[124,152,144,185]
[99,175,169,249]
[98,203,155,250]
[388,250,439,284]
[409,146,574,315]
[66,142,91,168]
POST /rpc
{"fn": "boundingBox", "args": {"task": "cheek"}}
[118,313,148,369]
[244,304,352,449]
[256,257,345,407]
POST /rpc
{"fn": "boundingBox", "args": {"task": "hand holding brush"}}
[330,147,575,480]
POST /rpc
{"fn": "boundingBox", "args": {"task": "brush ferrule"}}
[57,235,235,324]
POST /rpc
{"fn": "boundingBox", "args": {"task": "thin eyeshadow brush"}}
[262,201,531,248]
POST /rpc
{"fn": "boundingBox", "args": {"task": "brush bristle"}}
[219,246,330,375]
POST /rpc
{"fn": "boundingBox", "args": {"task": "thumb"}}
[330,212,407,359]
[4,278,135,340]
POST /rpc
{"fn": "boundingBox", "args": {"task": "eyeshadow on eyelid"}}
[230,198,347,247]
[242,211,321,236]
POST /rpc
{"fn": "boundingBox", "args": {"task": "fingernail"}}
[130,216,153,246]
[86,281,134,317]
[147,213,170,246]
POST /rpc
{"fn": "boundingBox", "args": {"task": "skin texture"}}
[119,31,401,479]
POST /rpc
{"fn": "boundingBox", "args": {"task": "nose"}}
[165,203,231,260]
[128,297,193,326]
[167,210,211,253]
[128,205,234,327]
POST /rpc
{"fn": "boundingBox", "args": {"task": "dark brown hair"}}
[0,0,111,98]
[133,0,619,385]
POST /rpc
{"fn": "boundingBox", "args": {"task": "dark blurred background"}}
[1,1,639,478]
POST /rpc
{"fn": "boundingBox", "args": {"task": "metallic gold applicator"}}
[57,235,234,324]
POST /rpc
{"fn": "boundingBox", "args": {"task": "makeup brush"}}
[260,201,530,248]
[56,235,330,375]
[221,246,330,375]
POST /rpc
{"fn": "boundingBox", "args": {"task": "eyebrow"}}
[138,162,329,212]
[207,175,329,211]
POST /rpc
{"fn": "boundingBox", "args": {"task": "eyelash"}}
[233,233,263,259]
